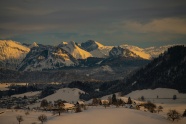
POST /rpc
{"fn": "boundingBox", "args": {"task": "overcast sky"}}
[0,0,186,47]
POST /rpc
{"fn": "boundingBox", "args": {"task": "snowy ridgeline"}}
[0,40,177,71]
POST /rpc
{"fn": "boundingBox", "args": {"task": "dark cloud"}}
[0,0,186,47]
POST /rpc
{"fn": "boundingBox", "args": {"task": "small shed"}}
[101,100,109,105]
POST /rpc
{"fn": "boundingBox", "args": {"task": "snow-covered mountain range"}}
[0,40,178,71]
[17,44,78,71]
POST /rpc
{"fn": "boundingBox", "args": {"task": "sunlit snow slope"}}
[59,41,92,59]
[0,40,30,69]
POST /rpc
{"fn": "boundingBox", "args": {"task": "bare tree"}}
[16,115,24,124]
[92,98,99,105]
[117,99,124,107]
[25,111,30,115]
[167,110,182,121]
[157,106,163,113]
[183,109,186,117]
[40,99,48,108]
[143,102,156,113]
[127,97,132,104]
[173,95,177,100]
[75,105,82,113]
[54,99,65,116]
[102,100,109,108]
[112,94,117,105]
[141,96,145,101]
[38,114,47,124]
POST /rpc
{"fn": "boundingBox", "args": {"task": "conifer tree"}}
[127,97,132,104]
[112,94,117,105]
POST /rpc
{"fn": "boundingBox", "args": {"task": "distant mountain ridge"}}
[0,40,179,71]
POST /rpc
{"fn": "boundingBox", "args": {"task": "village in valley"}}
[0,83,186,124]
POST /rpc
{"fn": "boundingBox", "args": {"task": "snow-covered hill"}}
[125,88,186,104]
[89,88,186,104]
[58,41,92,59]
[0,40,30,69]
[126,88,186,99]
[42,88,85,103]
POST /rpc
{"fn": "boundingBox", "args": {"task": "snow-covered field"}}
[125,88,186,104]
[0,106,186,124]
[0,83,28,91]
[11,91,41,98]
[0,83,9,91]
[96,88,186,104]
[0,109,52,124]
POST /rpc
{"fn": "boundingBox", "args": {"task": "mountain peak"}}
[81,40,104,52]
[29,42,39,48]
[61,41,68,45]
[68,41,76,48]
[109,46,139,58]
[59,41,77,48]
[0,40,30,70]
[58,41,92,59]
[120,44,151,60]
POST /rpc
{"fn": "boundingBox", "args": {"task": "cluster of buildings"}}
[0,95,39,109]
